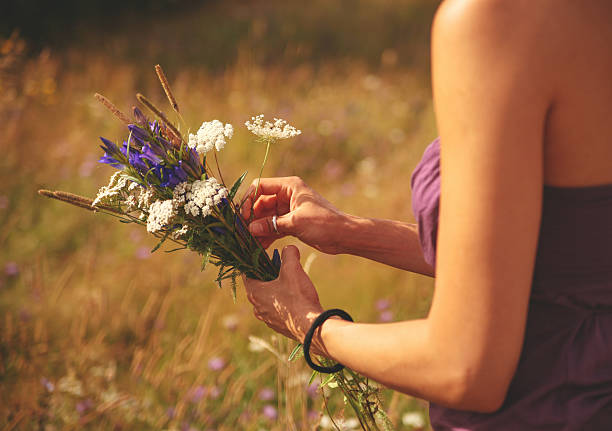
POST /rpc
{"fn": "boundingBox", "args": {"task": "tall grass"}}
[1,1,438,429]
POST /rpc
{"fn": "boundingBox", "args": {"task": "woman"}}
[241,1,612,429]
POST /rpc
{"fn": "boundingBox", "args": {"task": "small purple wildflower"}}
[306,381,319,399]
[375,298,391,311]
[340,182,355,197]
[307,409,321,421]
[5,262,19,277]
[129,229,143,243]
[208,357,226,371]
[40,377,55,392]
[222,314,239,331]
[190,385,206,403]
[258,387,275,401]
[79,160,96,177]
[181,422,194,431]
[135,247,151,260]
[208,386,221,399]
[262,404,278,421]
[166,406,176,419]
[379,310,394,323]
[19,309,31,322]
[76,399,93,415]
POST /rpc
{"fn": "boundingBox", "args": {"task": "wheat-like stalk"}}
[38,189,121,214]
[155,64,179,113]
[94,93,131,125]
[136,93,183,143]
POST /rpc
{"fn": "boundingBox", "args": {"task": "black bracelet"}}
[303,308,353,373]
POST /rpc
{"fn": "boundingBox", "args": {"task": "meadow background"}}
[0,0,441,429]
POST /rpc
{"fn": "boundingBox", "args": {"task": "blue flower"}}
[99,136,118,153]
[120,142,148,174]
[272,249,281,270]
[141,144,161,164]
[98,153,124,169]
[133,107,148,125]
[172,162,188,182]
[98,138,125,168]
[127,124,150,145]
[157,162,189,188]
[150,120,160,135]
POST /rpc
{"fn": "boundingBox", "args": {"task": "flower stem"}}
[254,138,273,203]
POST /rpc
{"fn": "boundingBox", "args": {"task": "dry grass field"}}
[1,1,440,429]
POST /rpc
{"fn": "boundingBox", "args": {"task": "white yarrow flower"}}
[174,177,228,219]
[187,120,233,155]
[245,114,301,140]
[173,225,189,239]
[137,188,155,210]
[92,172,131,207]
[146,199,176,233]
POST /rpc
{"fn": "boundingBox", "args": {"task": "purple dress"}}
[410,138,612,430]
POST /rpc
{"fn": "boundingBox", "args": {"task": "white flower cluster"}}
[188,120,233,155]
[173,177,228,218]
[92,172,130,208]
[244,114,301,140]
[137,188,155,210]
[173,225,189,239]
[146,199,176,233]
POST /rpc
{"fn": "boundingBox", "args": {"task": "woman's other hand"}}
[243,245,324,343]
[240,176,348,254]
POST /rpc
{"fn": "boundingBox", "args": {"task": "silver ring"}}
[272,215,279,234]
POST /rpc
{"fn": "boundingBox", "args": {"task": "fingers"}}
[252,194,290,219]
[248,177,299,201]
[240,181,292,220]
[249,213,294,238]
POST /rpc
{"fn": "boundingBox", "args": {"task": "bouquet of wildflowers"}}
[39,65,393,431]
[39,66,304,297]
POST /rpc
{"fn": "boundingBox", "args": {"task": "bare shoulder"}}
[433,0,552,55]
[431,0,563,99]
[434,0,612,53]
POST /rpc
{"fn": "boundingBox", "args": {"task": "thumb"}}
[280,245,301,273]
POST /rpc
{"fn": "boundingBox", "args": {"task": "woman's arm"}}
[245,0,554,412]
[241,177,434,276]
[337,215,434,276]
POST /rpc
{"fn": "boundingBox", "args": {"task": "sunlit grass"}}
[1,1,438,429]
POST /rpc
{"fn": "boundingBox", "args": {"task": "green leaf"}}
[320,373,335,388]
[216,266,225,289]
[151,230,171,253]
[229,170,248,200]
[123,175,146,187]
[201,242,213,271]
[308,370,319,386]
[288,343,304,362]
[252,247,262,269]
[230,271,238,303]
[165,246,186,253]
[144,167,158,185]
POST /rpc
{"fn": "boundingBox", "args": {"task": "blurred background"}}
[0,0,441,429]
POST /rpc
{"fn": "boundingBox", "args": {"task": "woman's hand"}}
[243,245,324,343]
[240,176,348,254]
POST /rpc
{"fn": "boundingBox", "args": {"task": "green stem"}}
[253,138,273,209]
